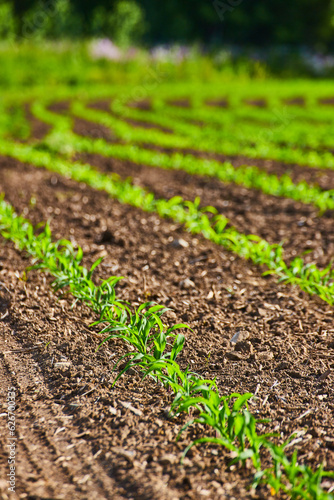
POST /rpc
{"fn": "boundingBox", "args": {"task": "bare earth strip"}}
[75,152,334,268]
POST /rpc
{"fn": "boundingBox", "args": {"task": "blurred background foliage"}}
[0,0,333,87]
[0,0,333,50]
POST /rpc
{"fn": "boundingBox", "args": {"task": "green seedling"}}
[94,302,189,384]
[254,438,334,499]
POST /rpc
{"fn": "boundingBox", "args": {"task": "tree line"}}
[1,0,333,49]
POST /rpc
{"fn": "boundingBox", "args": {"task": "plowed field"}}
[1,83,334,499]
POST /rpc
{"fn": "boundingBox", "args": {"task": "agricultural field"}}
[0,53,334,499]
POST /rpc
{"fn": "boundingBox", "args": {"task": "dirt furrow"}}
[143,144,334,192]
[73,151,334,269]
[24,103,52,142]
[73,116,119,143]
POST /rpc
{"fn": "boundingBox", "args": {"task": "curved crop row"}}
[27,101,334,212]
[0,140,334,304]
[70,99,334,170]
[115,98,334,151]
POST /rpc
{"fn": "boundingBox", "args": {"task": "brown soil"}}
[87,99,113,112]
[24,104,51,141]
[205,99,229,108]
[76,152,334,268]
[73,117,118,142]
[123,117,173,134]
[166,99,191,108]
[72,108,172,138]
[319,97,334,106]
[127,99,152,111]
[48,101,71,114]
[46,101,118,144]
[142,143,334,192]
[283,97,305,107]
[74,114,172,136]
[1,156,334,499]
[243,99,267,108]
